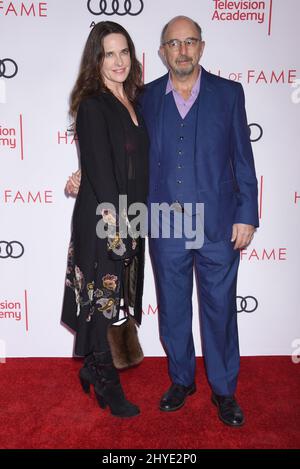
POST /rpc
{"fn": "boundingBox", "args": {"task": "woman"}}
[62,21,148,418]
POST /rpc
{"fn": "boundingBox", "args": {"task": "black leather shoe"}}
[212,393,245,427]
[159,383,196,412]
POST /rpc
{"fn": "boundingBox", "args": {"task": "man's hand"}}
[231,223,255,250]
[65,169,81,196]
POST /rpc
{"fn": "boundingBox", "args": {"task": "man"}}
[66,16,259,427]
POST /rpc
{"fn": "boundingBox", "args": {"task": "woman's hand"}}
[65,169,81,196]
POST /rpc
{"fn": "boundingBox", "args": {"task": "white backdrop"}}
[0,0,299,358]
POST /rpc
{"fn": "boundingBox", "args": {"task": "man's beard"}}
[172,55,194,77]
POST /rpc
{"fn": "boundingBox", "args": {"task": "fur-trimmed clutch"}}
[107,316,144,369]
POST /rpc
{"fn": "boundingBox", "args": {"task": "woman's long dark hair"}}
[69,21,143,120]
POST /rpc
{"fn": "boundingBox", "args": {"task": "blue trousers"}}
[149,226,240,396]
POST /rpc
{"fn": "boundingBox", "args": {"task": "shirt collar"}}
[165,66,202,96]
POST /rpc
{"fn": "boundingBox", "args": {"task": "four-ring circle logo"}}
[0,241,24,259]
[0,58,18,79]
[249,123,263,142]
[236,296,258,313]
[87,0,144,16]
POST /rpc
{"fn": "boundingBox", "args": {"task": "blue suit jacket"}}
[139,67,259,242]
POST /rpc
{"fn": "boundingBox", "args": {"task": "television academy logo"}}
[0,59,18,79]
[0,116,24,159]
[0,124,16,149]
[87,0,144,16]
[0,299,22,321]
[236,295,258,313]
[211,0,274,35]
[0,241,24,259]
[0,291,29,331]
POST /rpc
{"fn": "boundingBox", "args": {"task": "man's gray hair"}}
[160,16,202,45]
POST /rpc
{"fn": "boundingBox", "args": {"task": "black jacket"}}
[61,93,148,355]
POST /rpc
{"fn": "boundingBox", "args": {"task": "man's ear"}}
[159,45,165,57]
[200,41,206,58]
[158,46,166,66]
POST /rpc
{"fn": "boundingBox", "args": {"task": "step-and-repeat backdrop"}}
[1,0,299,359]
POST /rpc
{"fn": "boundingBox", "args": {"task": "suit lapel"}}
[100,93,128,194]
[195,67,214,154]
[154,74,168,157]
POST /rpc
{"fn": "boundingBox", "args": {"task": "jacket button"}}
[177,180,182,184]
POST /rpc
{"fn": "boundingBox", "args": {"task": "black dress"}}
[61,93,149,356]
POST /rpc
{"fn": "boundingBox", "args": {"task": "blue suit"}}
[139,68,259,395]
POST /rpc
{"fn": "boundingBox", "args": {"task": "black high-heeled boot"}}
[79,352,99,394]
[93,352,140,418]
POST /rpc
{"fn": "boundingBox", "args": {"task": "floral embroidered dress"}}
[61,93,149,356]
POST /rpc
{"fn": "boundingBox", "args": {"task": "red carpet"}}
[0,357,299,449]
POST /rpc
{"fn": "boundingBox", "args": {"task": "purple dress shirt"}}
[165,68,202,119]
